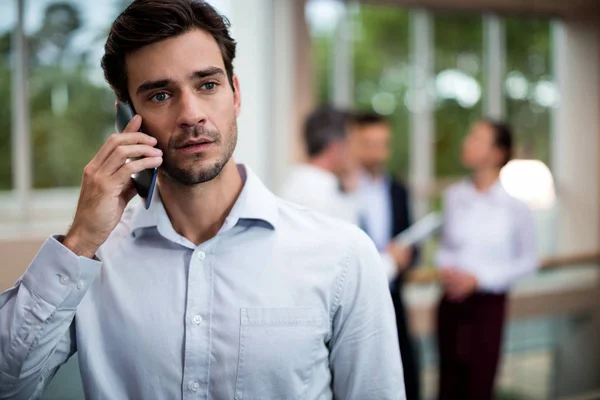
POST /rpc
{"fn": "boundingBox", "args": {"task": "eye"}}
[150,92,170,103]
[202,81,218,91]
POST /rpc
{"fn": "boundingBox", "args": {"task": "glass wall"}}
[433,13,483,179]
[25,0,126,189]
[308,5,554,187]
[353,6,411,179]
[505,17,554,165]
[0,1,16,190]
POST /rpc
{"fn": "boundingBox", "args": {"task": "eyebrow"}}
[136,67,226,96]
[136,79,172,95]
[190,67,225,80]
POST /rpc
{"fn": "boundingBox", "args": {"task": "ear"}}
[232,74,242,117]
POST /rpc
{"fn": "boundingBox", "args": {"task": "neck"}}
[366,167,384,180]
[308,156,335,175]
[157,159,243,245]
[473,167,500,192]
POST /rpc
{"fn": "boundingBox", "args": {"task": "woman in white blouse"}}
[435,119,538,400]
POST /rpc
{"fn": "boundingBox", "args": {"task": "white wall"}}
[228,0,274,187]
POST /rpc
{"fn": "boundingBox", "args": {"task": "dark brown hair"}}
[350,111,388,128]
[101,0,237,102]
[483,118,513,167]
[304,106,349,157]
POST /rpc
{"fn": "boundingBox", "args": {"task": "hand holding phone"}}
[115,101,159,210]
[63,110,163,258]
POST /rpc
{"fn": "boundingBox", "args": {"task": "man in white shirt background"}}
[280,107,411,273]
[0,1,405,399]
[280,106,358,224]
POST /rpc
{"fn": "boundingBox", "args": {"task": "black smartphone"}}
[115,100,158,210]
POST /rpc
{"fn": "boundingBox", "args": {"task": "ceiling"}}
[362,0,600,18]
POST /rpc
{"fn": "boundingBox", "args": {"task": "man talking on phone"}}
[0,1,404,399]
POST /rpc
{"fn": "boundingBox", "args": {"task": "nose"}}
[176,89,207,130]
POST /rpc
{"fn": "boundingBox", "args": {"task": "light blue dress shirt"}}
[0,165,405,400]
[356,172,392,252]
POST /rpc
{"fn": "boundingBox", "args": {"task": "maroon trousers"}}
[437,293,507,400]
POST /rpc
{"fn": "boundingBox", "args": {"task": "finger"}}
[91,132,158,170]
[123,114,142,133]
[114,156,163,183]
[102,145,163,176]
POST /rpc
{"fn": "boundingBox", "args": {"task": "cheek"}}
[209,97,237,131]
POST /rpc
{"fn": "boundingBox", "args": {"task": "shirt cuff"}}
[20,236,102,310]
[473,270,505,294]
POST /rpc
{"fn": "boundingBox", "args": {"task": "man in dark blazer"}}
[351,112,420,400]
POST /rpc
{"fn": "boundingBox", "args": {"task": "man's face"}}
[353,122,391,174]
[126,29,241,186]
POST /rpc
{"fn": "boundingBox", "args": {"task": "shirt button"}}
[189,380,200,392]
[77,281,84,290]
[192,315,203,325]
[59,275,70,285]
[196,251,206,260]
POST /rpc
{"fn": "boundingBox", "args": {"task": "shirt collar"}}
[130,164,279,239]
[358,169,389,188]
[462,177,509,201]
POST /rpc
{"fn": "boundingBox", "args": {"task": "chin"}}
[161,156,228,186]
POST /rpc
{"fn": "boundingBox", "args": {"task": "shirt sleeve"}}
[473,202,539,292]
[0,236,102,399]
[329,228,406,400]
[435,190,458,269]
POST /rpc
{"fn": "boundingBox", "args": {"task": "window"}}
[434,13,483,179]
[505,17,554,166]
[353,5,410,179]
[306,0,342,105]
[0,1,16,190]
[26,0,123,188]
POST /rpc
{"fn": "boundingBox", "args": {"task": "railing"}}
[404,251,600,284]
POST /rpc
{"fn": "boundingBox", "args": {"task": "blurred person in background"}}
[351,112,420,400]
[280,106,358,224]
[435,119,539,400]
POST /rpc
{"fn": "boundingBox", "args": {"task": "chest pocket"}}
[234,307,325,400]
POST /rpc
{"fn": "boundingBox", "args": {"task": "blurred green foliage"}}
[311,6,552,182]
[0,1,118,190]
[1,2,552,190]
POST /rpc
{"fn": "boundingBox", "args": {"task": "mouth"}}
[177,139,215,154]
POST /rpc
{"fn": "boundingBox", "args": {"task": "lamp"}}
[500,159,557,256]
[500,159,556,210]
